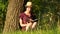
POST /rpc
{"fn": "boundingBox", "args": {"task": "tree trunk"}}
[3,0,24,34]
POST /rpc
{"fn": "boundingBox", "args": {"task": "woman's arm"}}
[19,18,27,27]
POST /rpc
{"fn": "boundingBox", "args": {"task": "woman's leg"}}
[31,22,37,29]
[26,23,32,31]
[25,22,37,31]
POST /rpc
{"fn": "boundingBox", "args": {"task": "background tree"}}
[3,0,24,34]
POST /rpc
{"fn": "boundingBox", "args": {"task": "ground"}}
[0,28,60,34]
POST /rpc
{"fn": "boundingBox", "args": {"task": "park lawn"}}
[0,28,60,34]
[1,29,60,34]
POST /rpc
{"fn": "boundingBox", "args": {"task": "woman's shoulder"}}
[20,12,25,15]
[19,12,25,18]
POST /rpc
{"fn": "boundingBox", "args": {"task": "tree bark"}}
[3,0,24,34]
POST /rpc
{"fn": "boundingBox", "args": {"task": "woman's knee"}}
[26,23,32,27]
[33,22,37,25]
[32,22,37,28]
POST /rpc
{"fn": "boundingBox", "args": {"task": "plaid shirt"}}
[19,13,32,24]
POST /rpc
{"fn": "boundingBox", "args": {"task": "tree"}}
[3,0,24,34]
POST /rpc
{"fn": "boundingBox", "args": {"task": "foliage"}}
[0,0,60,33]
[0,0,8,32]
[32,0,60,30]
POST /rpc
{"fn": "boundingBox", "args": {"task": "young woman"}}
[19,2,37,31]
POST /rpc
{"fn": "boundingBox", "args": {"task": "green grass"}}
[1,29,60,34]
[0,28,60,34]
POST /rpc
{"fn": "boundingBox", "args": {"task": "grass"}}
[0,27,60,34]
[1,29,60,34]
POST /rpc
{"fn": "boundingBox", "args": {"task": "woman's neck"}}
[24,11,31,17]
[24,11,30,14]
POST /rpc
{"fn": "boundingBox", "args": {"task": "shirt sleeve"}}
[19,13,23,19]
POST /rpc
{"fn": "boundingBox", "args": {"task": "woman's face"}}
[26,6,32,12]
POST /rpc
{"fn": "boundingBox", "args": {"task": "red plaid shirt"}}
[19,13,32,24]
